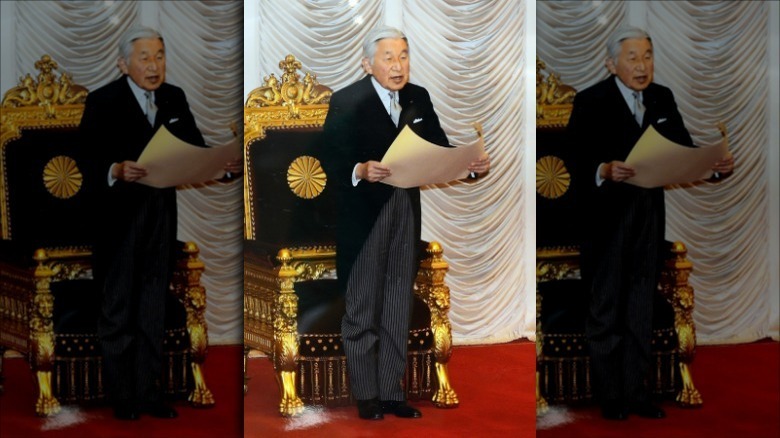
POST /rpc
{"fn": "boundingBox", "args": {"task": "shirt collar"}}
[126,76,153,112]
[614,76,641,115]
[370,76,396,109]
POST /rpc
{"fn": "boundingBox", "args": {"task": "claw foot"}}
[432,387,459,407]
[35,396,61,417]
[189,387,216,407]
[677,387,703,407]
[279,397,304,417]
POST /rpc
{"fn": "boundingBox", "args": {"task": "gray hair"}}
[119,25,164,61]
[606,26,652,62]
[362,26,408,65]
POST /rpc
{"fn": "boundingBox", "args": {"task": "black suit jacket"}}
[321,75,449,291]
[80,76,205,256]
[568,76,693,273]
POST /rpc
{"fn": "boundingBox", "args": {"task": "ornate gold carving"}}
[244,55,331,239]
[536,245,582,416]
[42,155,82,199]
[245,54,332,114]
[536,155,570,199]
[287,155,326,199]
[272,249,304,416]
[30,249,61,416]
[415,242,458,408]
[659,241,702,406]
[171,242,215,407]
[536,286,548,415]
[536,246,581,283]
[1,56,87,239]
[537,57,575,128]
[1,55,87,115]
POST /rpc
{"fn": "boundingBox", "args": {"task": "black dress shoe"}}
[113,404,140,421]
[143,402,178,419]
[381,400,422,418]
[630,401,666,419]
[356,398,384,420]
[600,400,628,420]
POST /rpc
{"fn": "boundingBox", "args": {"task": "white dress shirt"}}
[351,76,398,186]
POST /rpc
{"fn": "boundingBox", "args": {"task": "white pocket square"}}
[169,118,179,123]
[657,118,667,124]
[413,117,423,124]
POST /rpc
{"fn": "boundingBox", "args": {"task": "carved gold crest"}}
[287,156,326,199]
[42,155,82,199]
[536,155,570,199]
[536,57,576,128]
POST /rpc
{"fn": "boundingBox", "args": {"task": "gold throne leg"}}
[536,289,549,416]
[416,242,459,408]
[31,249,60,416]
[273,250,304,417]
[660,241,702,407]
[174,242,215,407]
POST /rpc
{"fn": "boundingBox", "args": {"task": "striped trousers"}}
[342,188,416,401]
[96,190,174,406]
[585,189,661,404]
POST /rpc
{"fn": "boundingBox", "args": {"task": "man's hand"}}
[358,161,391,183]
[224,158,243,174]
[468,152,490,175]
[113,161,148,182]
[601,160,635,182]
[712,151,734,175]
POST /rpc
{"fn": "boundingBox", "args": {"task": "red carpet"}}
[537,340,780,438]
[0,345,243,438]
[243,340,536,437]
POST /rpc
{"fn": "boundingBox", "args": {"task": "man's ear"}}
[117,57,129,75]
[605,57,617,75]
[361,57,373,75]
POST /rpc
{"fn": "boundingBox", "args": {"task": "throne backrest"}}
[535,57,584,247]
[243,55,335,256]
[1,55,96,249]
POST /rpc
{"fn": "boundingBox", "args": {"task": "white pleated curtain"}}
[5,1,244,344]
[537,0,779,344]
[250,0,532,344]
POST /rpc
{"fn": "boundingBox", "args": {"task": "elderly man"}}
[321,26,489,420]
[567,26,733,420]
[80,25,239,420]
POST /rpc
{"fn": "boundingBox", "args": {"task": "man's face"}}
[363,38,409,92]
[607,37,654,92]
[119,37,166,91]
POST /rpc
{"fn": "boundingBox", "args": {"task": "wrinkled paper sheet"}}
[624,124,728,188]
[136,125,241,188]
[380,124,485,188]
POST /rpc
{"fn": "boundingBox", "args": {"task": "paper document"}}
[136,125,241,188]
[380,124,485,188]
[624,125,729,188]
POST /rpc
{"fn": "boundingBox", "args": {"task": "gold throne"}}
[0,55,214,416]
[535,57,702,415]
[243,54,459,417]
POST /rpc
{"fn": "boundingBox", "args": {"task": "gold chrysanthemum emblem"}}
[43,155,82,199]
[287,156,326,199]
[536,155,570,199]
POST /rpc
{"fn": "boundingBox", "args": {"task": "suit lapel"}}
[119,77,156,132]
[154,85,171,129]
[640,85,658,130]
